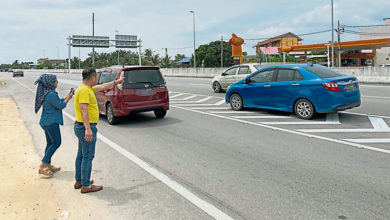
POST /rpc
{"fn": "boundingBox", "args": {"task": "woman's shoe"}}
[39,164,53,177]
[48,164,61,173]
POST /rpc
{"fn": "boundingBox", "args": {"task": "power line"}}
[342,24,390,28]
[243,29,333,41]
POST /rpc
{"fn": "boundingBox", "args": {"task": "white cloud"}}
[1,0,390,63]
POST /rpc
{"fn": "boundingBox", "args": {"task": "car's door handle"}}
[264,85,271,87]
[291,83,300,86]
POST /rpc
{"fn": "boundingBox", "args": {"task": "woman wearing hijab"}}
[35,74,74,177]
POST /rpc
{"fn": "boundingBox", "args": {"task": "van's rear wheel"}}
[106,103,118,125]
[154,109,167,119]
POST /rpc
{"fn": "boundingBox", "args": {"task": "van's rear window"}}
[304,65,344,78]
[123,69,164,89]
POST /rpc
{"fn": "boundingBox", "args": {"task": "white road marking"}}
[169,93,186,99]
[173,99,226,106]
[195,96,213,103]
[369,117,390,130]
[262,121,340,125]
[362,95,390,100]
[13,79,35,92]
[58,78,80,86]
[171,95,197,101]
[341,111,390,119]
[263,113,341,125]
[170,97,214,104]
[233,116,291,119]
[298,117,390,133]
[214,100,226,105]
[13,79,234,220]
[173,105,390,155]
[209,111,262,114]
[191,107,231,110]
[343,138,390,143]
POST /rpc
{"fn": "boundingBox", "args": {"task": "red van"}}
[96,66,169,125]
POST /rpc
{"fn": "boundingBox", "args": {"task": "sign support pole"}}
[68,36,71,74]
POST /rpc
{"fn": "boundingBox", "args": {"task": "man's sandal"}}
[39,167,53,177]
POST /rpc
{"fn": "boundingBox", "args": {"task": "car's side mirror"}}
[221,72,226,76]
[245,78,251,84]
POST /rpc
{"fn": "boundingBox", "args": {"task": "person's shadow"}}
[53,170,159,206]
[89,181,160,206]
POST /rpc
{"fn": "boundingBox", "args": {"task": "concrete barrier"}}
[24,66,390,84]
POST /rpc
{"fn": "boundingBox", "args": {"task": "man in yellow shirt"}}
[73,68,123,193]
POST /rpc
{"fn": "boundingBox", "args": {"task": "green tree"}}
[193,41,232,67]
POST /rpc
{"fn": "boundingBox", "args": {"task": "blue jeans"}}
[74,123,97,187]
[41,123,61,164]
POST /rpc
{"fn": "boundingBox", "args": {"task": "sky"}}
[1,0,390,64]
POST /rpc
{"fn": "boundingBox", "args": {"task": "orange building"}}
[278,38,390,66]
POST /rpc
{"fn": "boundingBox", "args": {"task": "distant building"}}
[360,18,390,65]
[176,57,191,67]
[254,32,303,55]
[37,58,67,68]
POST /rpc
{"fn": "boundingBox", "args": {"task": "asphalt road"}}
[1,71,390,219]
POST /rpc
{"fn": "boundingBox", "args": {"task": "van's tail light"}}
[117,72,124,90]
[322,82,340,92]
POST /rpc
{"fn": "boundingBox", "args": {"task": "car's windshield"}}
[123,69,164,89]
[304,64,344,78]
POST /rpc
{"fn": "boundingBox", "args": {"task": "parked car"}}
[13,70,24,77]
[225,64,361,120]
[8,68,13,72]
[96,66,169,125]
[379,64,390,67]
[211,63,261,93]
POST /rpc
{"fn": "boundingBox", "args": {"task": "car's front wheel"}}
[230,93,243,111]
[294,99,315,120]
[154,109,167,119]
[213,81,222,93]
[106,103,118,125]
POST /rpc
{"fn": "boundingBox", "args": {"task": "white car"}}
[211,63,261,93]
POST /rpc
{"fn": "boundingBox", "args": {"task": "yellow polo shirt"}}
[74,84,99,123]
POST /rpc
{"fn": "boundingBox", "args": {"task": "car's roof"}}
[101,65,160,71]
[261,63,317,69]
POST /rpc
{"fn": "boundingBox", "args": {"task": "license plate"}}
[136,88,154,95]
[344,84,356,91]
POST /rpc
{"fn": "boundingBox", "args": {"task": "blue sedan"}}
[225,64,361,119]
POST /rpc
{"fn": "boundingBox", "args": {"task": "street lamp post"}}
[190,11,196,68]
[115,30,120,65]
[331,0,335,67]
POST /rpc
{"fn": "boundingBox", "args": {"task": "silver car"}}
[211,63,261,93]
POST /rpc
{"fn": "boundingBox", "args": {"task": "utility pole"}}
[115,30,119,65]
[92,12,95,65]
[67,36,71,73]
[164,48,168,67]
[337,20,342,67]
[190,11,196,68]
[138,39,142,66]
[78,47,81,69]
[331,0,334,67]
[221,35,223,67]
